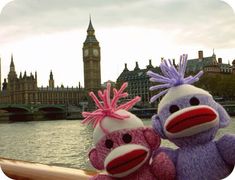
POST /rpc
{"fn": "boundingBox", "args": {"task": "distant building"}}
[116,60,161,106]
[116,50,235,106]
[83,17,101,92]
[0,18,102,106]
[0,54,39,104]
[186,51,235,100]
[186,50,234,74]
[0,54,85,105]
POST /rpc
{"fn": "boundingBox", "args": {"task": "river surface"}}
[0,118,234,171]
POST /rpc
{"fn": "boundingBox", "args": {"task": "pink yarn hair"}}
[82,82,141,134]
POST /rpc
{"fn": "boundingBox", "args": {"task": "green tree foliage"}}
[195,73,235,100]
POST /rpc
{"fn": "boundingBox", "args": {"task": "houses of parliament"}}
[0,18,101,106]
[2,18,234,108]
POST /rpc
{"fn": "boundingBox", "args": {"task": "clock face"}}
[84,49,89,57]
[93,49,99,57]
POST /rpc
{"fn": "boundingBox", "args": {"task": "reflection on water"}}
[0,118,234,170]
[0,120,94,170]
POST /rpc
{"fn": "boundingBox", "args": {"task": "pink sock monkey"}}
[82,82,175,180]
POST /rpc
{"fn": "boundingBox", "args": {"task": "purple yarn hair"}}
[147,54,203,103]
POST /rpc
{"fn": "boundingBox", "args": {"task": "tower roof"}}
[212,48,216,58]
[124,63,129,71]
[84,16,99,44]
[147,59,153,69]
[50,70,53,80]
[87,16,95,32]
[134,62,140,71]
[10,54,14,67]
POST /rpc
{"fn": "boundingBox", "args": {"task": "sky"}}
[0,0,234,88]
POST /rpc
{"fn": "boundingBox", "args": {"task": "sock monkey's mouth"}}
[165,106,218,137]
[106,149,147,175]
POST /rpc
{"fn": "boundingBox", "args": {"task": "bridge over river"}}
[0,104,67,121]
[1,102,234,122]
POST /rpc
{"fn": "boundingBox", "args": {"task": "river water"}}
[0,118,234,171]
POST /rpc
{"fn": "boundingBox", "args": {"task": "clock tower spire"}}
[83,17,101,92]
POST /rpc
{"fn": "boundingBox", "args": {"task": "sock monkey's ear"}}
[89,148,104,170]
[143,127,161,151]
[216,103,230,128]
[152,114,167,139]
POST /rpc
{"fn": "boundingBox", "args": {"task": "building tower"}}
[7,54,17,103]
[8,54,17,82]
[83,17,101,92]
[49,70,54,88]
[9,54,16,75]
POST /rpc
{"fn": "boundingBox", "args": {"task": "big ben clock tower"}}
[83,17,101,92]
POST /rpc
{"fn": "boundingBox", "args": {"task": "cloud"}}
[0,0,234,86]
[0,0,234,48]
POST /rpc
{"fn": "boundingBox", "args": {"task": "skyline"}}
[0,0,234,87]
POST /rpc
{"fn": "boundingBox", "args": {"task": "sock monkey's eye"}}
[190,97,200,106]
[105,139,114,149]
[122,133,132,143]
[169,105,180,113]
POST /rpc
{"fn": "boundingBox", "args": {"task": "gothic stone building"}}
[116,50,235,106]
[1,55,84,105]
[83,18,101,92]
[0,18,101,106]
[186,50,234,74]
[116,60,161,107]
[187,50,235,100]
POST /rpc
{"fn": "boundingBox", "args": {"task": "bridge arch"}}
[34,105,66,120]
[0,105,31,121]
[0,106,30,112]
[34,104,65,112]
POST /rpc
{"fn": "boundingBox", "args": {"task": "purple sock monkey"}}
[147,54,235,180]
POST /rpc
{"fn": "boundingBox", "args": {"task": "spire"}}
[87,15,95,33]
[10,53,15,72]
[124,63,129,71]
[23,71,27,78]
[49,70,54,88]
[10,54,14,67]
[30,72,34,79]
[134,61,140,71]
[35,71,37,81]
[84,16,98,43]
[212,48,216,57]
[147,59,153,69]
[50,70,53,80]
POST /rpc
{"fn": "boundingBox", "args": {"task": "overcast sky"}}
[0,0,234,87]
